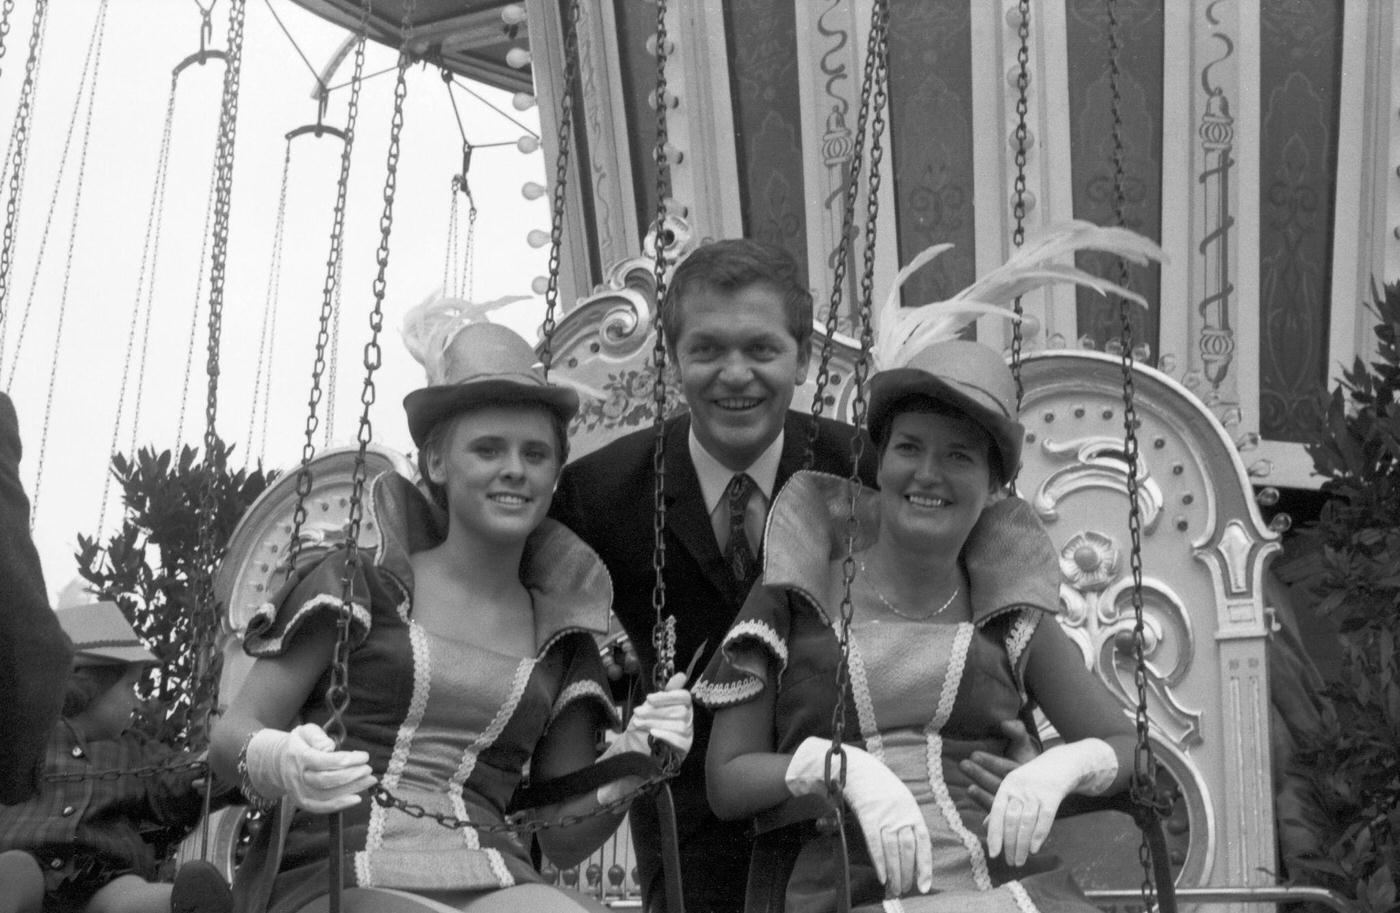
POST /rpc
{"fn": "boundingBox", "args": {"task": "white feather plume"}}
[400,290,527,384]
[874,220,1165,369]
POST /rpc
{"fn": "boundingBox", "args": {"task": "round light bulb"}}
[512,91,537,111]
[501,4,527,26]
[521,181,546,200]
[506,47,532,69]
[517,135,540,154]
[527,229,550,248]
[531,276,549,295]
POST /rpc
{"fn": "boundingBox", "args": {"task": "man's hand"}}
[960,719,1038,812]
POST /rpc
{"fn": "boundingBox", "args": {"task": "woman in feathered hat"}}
[695,224,1158,912]
[210,298,692,913]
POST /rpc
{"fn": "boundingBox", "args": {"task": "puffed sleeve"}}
[242,548,384,658]
[547,630,622,730]
[692,582,793,709]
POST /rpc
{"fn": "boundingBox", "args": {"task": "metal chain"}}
[287,15,368,578]
[1010,0,1031,420]
[0,0,41,368]
[443,177,459,295]
[176,148,223,445]
[649,0,676,690]
[99,81,178,535]
[29,0,110,526]
[1106,2,1163,908]
[248,138,292,460]
[325,0,416,749]
[0,0,14,69]
[805,0,885,468]
[539,0,581,378]
[42,757,207,785]
[826,0,889,812]
[190,0,247,752]
[463,193,477,302]
[325,250,344,447]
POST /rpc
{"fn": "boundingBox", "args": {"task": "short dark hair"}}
[63,663,128,719]
[661,239,813,352]
[417,402,569,511]
[874,394,1005,489]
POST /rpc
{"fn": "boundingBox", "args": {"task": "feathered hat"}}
[866,220,1164,480]
[400,293,580,448]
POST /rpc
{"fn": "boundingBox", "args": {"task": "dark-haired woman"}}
[698,339,1135,913]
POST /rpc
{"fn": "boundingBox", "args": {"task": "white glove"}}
[596,673,693,805]
[986,737,1118,866]
[244,723,376,814]
[785,736,932,897]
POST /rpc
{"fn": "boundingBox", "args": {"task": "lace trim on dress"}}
[246,595,372,657]
[360,621,434,875]
[1005,610,1039,700]
[485,846,516,888]
[845,631,883,760]
[926,622,993,892]
[550,679,613,725]
[691,676,764,707]
[1006,879,1041,913]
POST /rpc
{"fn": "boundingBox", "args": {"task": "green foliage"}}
[75,438,273,750]
[1278,281,1400,913]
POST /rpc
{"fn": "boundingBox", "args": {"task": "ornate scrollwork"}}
[1057,530,1203,750]
[1032,435,1164,532]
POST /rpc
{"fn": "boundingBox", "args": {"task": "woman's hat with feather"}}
[401,293,580,447]
[866,220,1164,482]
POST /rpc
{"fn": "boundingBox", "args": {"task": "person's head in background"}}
[661,239,814,472]
[56,601,158,740]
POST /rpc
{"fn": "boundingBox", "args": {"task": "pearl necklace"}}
[856,558,960,621]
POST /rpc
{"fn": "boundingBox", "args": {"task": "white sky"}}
[0,0,553,598]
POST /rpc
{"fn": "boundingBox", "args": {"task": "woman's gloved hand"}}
[785,736,932,897]
[596,673,693,806]
[601,672,694,760]
[243,723,376,814]
[986,737,1117,866]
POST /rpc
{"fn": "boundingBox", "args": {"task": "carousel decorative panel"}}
[723,0,807,267]
[612,0,660,242]
[1257,0,1344,444]
[1065,0,1164,361]
[888,0,976,309]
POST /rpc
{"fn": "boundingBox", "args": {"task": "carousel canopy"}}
[289,0,532,92]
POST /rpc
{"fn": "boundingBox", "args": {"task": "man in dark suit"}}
[0,393,73,804]
[552,239,877,912]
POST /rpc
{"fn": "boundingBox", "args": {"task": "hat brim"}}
[72,646,159,666]
[404,379,580,448]
[866,368,1024,482]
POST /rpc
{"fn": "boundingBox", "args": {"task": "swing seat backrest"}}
[1015,351,1279,905]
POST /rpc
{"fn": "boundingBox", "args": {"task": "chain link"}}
[175,152,221,446]
[1105,2,1162,908]
[1009,0,1031,425]
[806,0,887,469]
[826,0,889,815]
[325,0,416,752]
[189,0,246,753]
[539,0,581,379]
[648,0,676,690]
[42,757,207,785]
[0,0,15,68]
[0,0,43,372]
[248,138,292,462]
[287,16,368,578]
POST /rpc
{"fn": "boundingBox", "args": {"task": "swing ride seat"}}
[742,790,1179,913]
[198,444,685,909]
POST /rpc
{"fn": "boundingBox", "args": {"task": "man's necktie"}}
[724,473,758,586]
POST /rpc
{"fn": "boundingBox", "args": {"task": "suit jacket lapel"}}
[662,415,743,602]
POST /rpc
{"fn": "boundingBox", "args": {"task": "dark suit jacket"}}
[552,410,876,912]
[0,393,72,805]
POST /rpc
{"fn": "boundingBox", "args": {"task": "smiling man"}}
[551,239,876,913]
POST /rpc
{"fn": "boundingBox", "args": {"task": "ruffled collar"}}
[367,471,614,653]
[761,470,1059,626]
